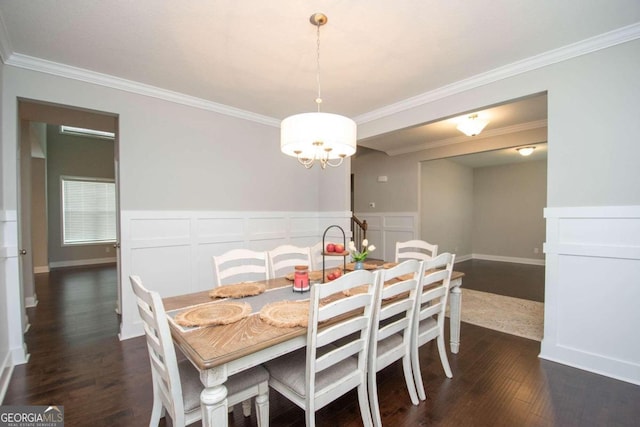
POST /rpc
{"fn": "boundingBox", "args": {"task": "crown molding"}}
[355,22,640,125]
[2,19,638,130]
[384,119,547,156]
[5,53,281,128]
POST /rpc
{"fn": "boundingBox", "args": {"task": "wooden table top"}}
[164,270,464,371]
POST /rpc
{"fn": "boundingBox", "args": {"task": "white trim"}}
[472,253,545,266]
[1,22,638,129]
[118,210,352,341]
[10,344,29,365]
[0,352,14,403]
[25,295,38,308]
[355,23,640,124]
[545,205,640,219]
[0,246,17,258]
[454,254,472,263]
[541,205,640,385]
[49,257,116,269]
[34,266,50,274]
[0,210,17,221]
[5,53,280,128]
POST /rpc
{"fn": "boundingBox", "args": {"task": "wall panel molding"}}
[119,210,351,340]
[355,212,419,262]
[542,205,640,385]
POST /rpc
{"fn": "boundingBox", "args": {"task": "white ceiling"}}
[0,1,638,157]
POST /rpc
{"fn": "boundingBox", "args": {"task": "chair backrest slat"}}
[268,244,312,279]
[395,239,438,262]
[212,248,268,286]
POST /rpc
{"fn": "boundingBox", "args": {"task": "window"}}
[61,177,116,245]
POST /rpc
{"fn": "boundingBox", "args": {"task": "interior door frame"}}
[16,99,121,357]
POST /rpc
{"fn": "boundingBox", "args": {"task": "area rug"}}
[447,288,544,341]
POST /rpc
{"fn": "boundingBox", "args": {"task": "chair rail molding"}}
[118,210,351,340]
[542,205,640,385]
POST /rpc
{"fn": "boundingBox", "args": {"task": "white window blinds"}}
[62,177,116,244]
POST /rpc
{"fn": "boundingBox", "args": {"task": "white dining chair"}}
[264,269,378,427]
[267,244,312,279]
[410,252,456,401]
[368,259,424,427]
[395,239,438,262]
[129,275,270,427]
[212,248,269,286]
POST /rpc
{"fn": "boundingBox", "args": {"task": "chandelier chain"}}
[315,22,322,112]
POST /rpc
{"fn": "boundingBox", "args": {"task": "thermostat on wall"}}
[377,175,388,182]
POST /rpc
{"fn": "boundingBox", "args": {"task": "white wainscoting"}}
[0,210,29,368]
[119,210,351,339]
[354,212,419,262]
[542,205,640,385]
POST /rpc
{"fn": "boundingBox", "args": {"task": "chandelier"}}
[280,13,357,169]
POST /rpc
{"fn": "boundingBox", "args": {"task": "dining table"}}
[163,265,464,427]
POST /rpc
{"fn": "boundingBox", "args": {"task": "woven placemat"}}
[345,262,378,271]
[342,285,370,297]
[284,270,324,282]
[174,301,251,327]
[259,300,309,328]
[209,282,266,299]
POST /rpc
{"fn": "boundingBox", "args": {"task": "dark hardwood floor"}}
[4,264,639,426]
[455,259,545,302]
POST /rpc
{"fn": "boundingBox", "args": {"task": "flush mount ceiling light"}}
[517,146,536,156]
[456,114,489,137]
[280,13,357,169]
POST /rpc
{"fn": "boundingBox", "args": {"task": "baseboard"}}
[10,344,29,366]
[118,320,145,341]
[34,265,50,274]
[25,295,38,308]
[454,254,473,263]
[472,253,545,266]
[0,352,14,404]
[49,257,117,269]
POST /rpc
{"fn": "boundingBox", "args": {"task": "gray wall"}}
[418,158,546,260]
[420,159,474,256]
[46,125,115,265]
[472,160,547,259]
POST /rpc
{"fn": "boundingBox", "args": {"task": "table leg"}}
[449,278,462,354]
[200,368,229,427]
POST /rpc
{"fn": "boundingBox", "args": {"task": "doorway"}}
[16,99,121,362]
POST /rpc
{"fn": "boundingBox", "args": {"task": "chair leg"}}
[436,334,453,378]
[402,354,420,405]
[368,368,382,427]
[150,387,164,426]
[305,404,316,427]
[241,399,252,417]
[254,384,269,427]
[357,383,374,427]
[411,343,427,401]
